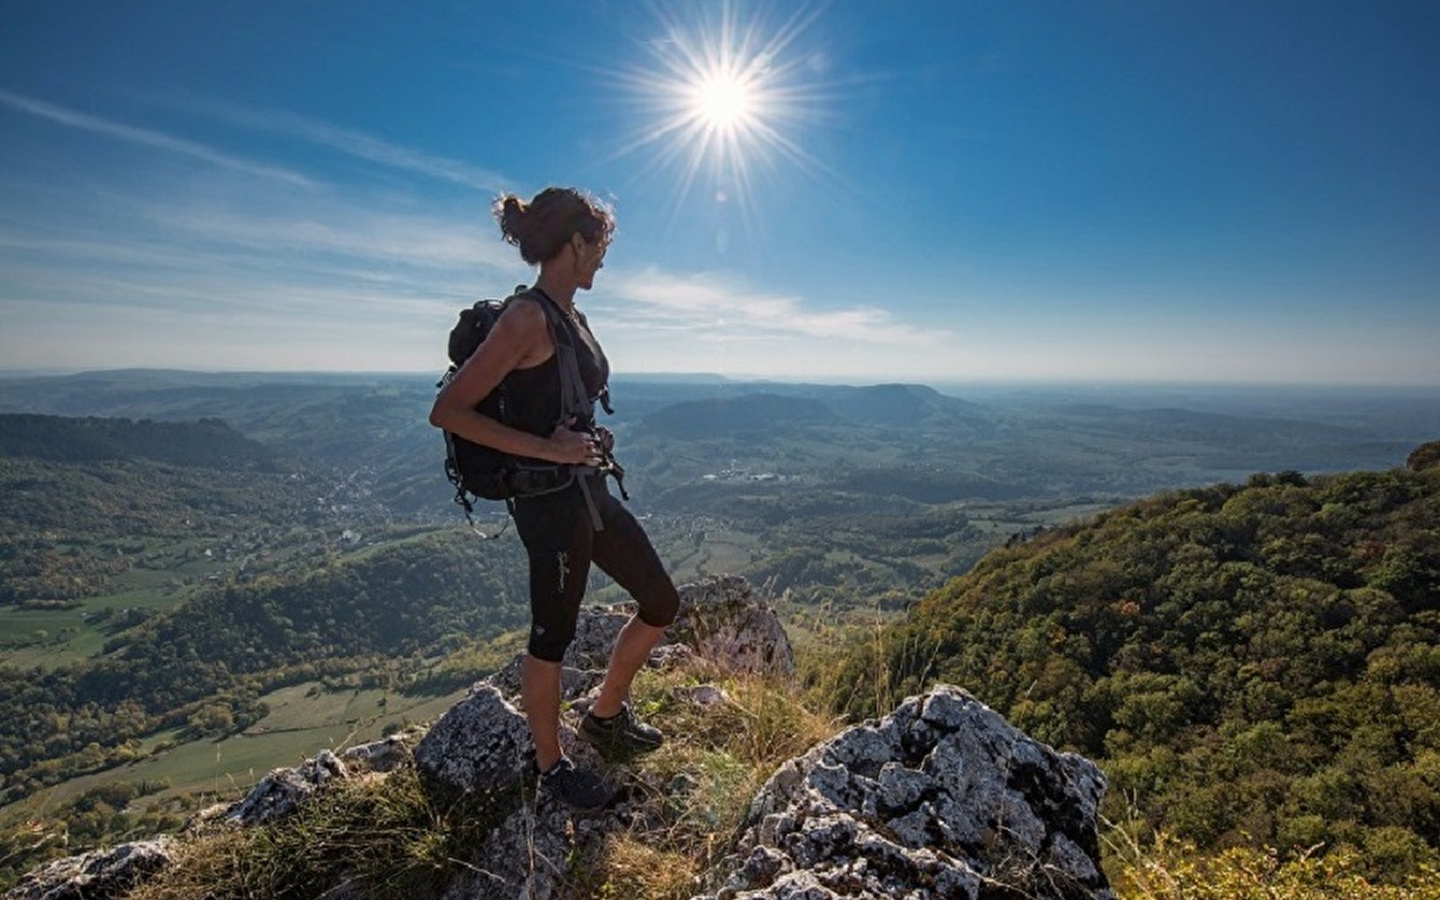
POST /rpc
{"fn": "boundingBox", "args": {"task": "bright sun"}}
[691,70,758,131]
[614,1,829,213]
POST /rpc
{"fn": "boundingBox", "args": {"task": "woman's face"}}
[573,234,608,291]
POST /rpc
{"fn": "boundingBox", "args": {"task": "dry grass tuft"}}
[123,762,510,900]
[1104,824,1440,900]
[588,834,697,900]
[552,663,843,898]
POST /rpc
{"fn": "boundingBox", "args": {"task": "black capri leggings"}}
[511,474,679,662]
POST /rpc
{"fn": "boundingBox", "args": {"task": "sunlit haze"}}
[1,1,1437,386]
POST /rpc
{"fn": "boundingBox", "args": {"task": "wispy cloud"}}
[139,202,512,272]
[0,165,519,353]
[607,267,944,345]
[154,94,507,192]
[0,89,312,186]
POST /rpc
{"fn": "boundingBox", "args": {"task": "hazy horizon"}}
[2,365,1437,396]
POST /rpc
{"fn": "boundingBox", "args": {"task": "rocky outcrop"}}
[412,686,533,796]
[4,839,175,900]
[695,685,1112,900]
[341,728,422,774]
[410,576,797,898]
[412,682,1112,900]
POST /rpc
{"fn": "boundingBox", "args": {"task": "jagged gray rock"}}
[342,729,422,774]
[224,748,349,826]
[3,838,175,900]
[412,684,631,900]
[693,685,1113,900]
[412,685,534,795]
[439,788,622,900]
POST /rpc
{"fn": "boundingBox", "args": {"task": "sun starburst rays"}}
[611,1,833,221]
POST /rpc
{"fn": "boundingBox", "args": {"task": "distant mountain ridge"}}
[0,414,281,470]
[636,383,991,439]
[819,382,988,426]
[638,393,842,439]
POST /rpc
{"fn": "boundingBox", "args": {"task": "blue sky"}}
[1,1,1437,385]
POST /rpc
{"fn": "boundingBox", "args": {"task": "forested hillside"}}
[836,447,1440,874]
[0,414,282,469]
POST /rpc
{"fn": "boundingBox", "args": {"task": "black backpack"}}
[438,287,623,526]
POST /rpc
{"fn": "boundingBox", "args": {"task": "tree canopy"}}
[839,463,1440,868]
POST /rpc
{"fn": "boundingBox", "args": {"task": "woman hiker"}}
[429,187,679,809]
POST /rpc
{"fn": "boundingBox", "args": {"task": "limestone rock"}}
[567,604,633,668]
[412,685,534,795]
[226,749,348,827]
[343,729,424,774]
[484,656,608,704]
[4,838,175,900]
[439,790,625,900]
[695,685,1113,900]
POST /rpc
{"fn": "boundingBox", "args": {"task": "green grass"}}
[246,685,392,733]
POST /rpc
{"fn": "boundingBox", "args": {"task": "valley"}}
[0,370,1436,887]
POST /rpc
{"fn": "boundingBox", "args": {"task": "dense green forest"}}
[834,448,1440,874]
[0,457,312,607]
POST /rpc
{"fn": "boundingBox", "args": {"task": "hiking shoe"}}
[538,757,612,810]
[578,703,664,761]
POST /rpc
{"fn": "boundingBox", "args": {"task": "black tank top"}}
[504,295,609,439]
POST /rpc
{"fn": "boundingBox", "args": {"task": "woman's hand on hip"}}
[546,425,602,466]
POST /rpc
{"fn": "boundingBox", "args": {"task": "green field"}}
[0,579,206,670]
[1,681,469,820]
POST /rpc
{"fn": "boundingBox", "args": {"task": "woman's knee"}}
[527,622,576,663]
[637,578,680,629]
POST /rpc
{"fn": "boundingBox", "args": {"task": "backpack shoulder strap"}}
[524,288,593,425]
[569,308,614,414]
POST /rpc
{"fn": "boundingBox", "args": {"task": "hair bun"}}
[495,194,529,247]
